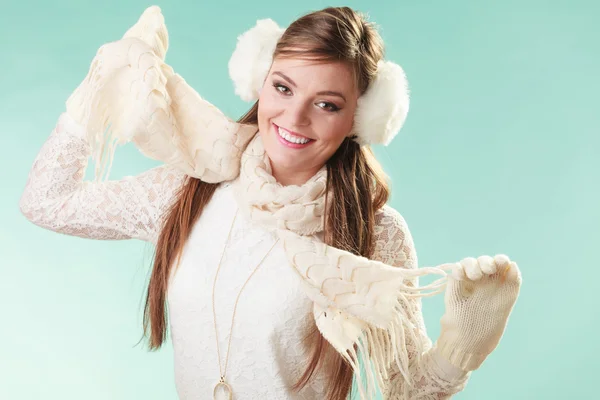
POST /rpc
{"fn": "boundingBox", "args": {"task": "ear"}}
[352,61,410,146]
[228,19,285,102]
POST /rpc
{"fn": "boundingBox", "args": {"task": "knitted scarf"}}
[65,19,453,399]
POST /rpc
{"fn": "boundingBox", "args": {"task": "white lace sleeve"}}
[373,205,472,399]
[19,112,187,244]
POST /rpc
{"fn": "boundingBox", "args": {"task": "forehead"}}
[271,57,357,93]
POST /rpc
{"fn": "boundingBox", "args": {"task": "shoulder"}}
[372,204,417,268]
[373,204,411,246]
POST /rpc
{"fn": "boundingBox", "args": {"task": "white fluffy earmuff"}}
[228,18,410,146]
[228,19,285,102]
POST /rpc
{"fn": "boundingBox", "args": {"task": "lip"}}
[273,123,314,149]
[275,124,311,140]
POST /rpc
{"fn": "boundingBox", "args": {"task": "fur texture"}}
[353,61,410,146]
[227,19,410,146]
[228,19,284,102]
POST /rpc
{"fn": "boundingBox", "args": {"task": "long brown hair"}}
[141,7,389,399]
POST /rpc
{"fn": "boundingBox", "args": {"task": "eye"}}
[273,82,291,95]
[317,102,340,112]
[272,81,340,112]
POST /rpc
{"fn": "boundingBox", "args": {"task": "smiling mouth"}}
[275,124,313,145]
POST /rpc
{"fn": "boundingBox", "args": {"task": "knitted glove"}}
[434,254,522,372]
[62,6,174,181]
[65,5,169,127]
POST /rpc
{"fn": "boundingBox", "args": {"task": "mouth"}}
[273,123,314,148]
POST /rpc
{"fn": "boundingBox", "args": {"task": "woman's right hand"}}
[65,6,169,130]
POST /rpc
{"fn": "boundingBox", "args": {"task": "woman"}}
[19,6,522,400]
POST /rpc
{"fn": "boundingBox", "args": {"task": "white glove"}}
[61,6,175,181]
[65,5,170,129]
[434,254,522,371]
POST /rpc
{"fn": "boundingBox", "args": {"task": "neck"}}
[270,163,321,186]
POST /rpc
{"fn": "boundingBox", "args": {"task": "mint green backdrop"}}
[2,0,598,399]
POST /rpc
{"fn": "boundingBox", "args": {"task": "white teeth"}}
[277,126,310,145]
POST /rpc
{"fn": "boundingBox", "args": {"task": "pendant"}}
[213,376,233,400]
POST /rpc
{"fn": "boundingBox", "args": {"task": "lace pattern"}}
[19,114,470,399]
[373,208,470,398]
[19,113,186,244]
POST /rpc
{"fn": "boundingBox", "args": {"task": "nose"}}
[286,99,311,128]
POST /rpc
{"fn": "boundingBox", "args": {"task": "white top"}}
[168,180,328,398]
[19,113,470,399]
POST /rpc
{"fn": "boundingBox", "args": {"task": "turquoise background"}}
[2,0,598,399]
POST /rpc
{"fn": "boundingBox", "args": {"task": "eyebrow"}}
[272,71,347,102]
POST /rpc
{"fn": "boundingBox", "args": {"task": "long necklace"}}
[212,209,279,400]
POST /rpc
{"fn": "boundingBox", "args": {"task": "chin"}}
[265,148,303,172]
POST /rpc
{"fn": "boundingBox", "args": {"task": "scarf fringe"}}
[338,290,443,400]
[64,38,166,183]
[66,13,461,399]
[309,283,450,400]
[340,288,444,400]
[64,34,257,184]
[286,231,451,399]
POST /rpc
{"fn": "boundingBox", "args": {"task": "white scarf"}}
[235,134,327,236]
[66,28,452,400]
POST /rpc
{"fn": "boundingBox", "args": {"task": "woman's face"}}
[257,57,359,186]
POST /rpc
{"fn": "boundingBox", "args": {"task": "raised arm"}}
[19,112,187,244]
[373,206,471,399]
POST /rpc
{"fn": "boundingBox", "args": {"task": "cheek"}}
[258,92,278,125]
[318,115,354,144]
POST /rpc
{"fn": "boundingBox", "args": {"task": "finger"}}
[493,254,511,283]
[477,255,496,275]
[449,262,467,281]
[461,257,483,281]
[494,254,511,269]
[503,261,521,284]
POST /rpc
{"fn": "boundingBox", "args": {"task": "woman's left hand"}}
[433,255,523,371]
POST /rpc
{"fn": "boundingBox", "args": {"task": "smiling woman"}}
[258,59,358,185]
[18,5,522,400]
